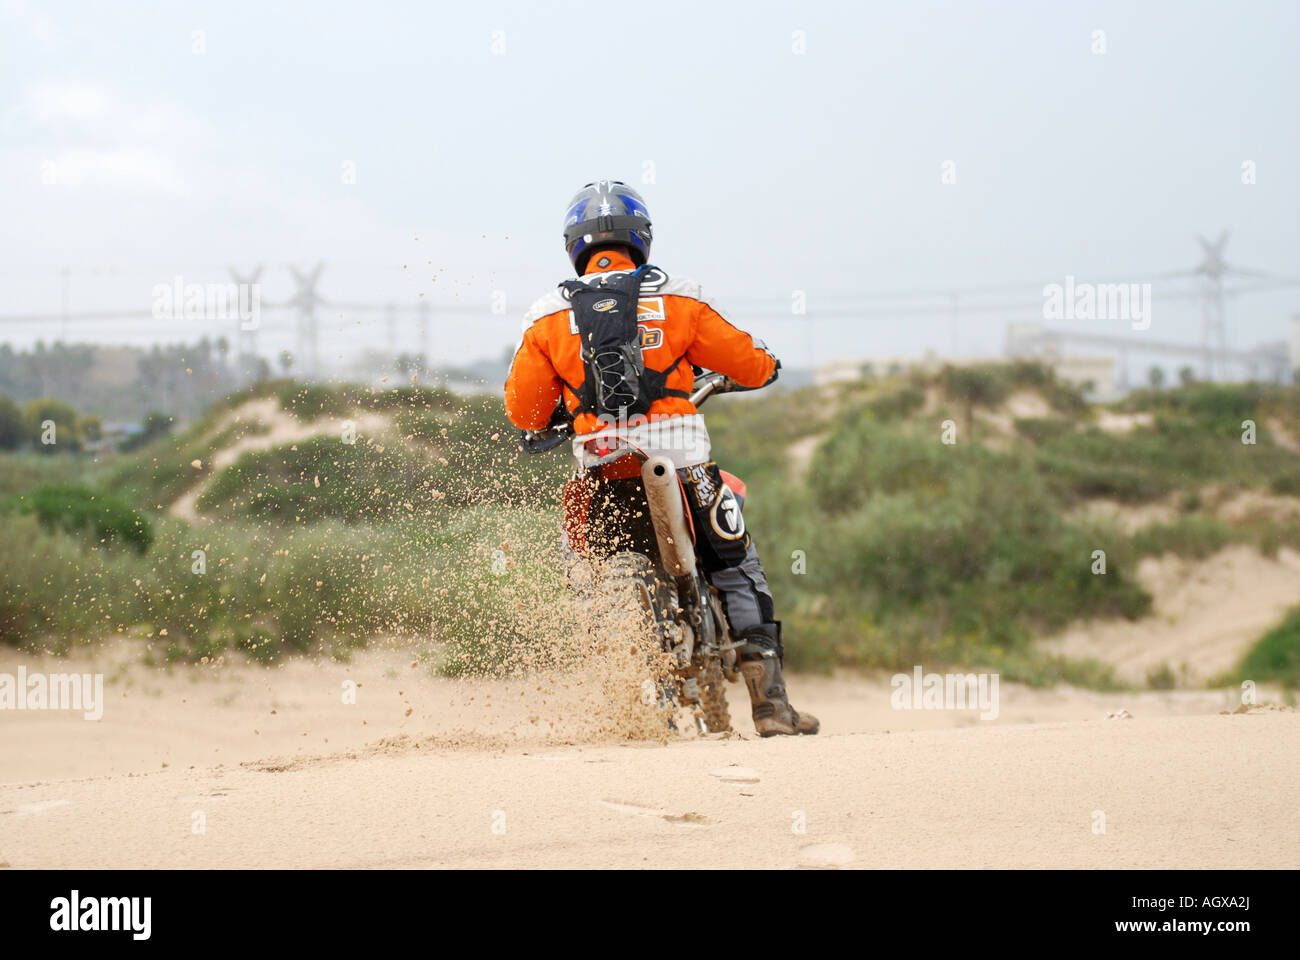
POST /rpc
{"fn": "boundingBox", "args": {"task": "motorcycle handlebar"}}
[689,371,742,405]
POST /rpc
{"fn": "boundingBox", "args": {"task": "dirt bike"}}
[519,371,751,734]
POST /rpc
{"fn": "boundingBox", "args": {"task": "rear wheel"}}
[571,552,674,643]
[699,658,732,733]
[573,551,683,716]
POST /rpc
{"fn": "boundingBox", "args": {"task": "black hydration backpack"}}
[559,264,688,419]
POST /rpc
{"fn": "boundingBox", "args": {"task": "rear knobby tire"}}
[699,658,732,733]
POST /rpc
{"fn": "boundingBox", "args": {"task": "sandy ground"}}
[2,646,1295,869]
[1095,410,1155,434]
[1067,487,1300,535]
[1067,496,1179,535]
[1044,545,1300,685]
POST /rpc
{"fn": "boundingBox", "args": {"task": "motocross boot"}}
[738,623,820,737]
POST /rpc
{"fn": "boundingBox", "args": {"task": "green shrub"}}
[759,410,1152,676]
[0,514,153,648]
[363,385,458,413]
[1146,663,1178,690]
[1171,383,1267,436]
[1046,381,1089,413]
[1132,516,1234,559]
[809,421,961,510]
[939,364,1010,439]
[866,387,925,422]
[23,397,82,453]
[118,412,174,453]
[0,451,88,496]
[1014,417,1072,445]
[1233,607,1300,688]
[1032,427,1220,503]
[0,393,23,450]
[1005,361,1056,390]
[26,484,154,553]
[1271,472,1300,496]
[278,383,349,421]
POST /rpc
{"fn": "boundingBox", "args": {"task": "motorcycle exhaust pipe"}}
[641,456,697,579]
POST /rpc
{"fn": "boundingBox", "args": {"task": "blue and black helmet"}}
[562,180,652,274]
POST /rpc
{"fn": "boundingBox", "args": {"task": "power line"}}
[2,245,1297,384]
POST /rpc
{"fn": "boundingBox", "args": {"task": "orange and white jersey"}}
[504,249,777,465]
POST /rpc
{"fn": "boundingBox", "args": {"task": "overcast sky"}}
[2,0,1297,373]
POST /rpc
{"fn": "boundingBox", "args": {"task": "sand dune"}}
[1043,546,1300,686]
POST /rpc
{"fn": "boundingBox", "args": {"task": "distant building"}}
[1041,355,1119,400]
[1007,319,1295,389]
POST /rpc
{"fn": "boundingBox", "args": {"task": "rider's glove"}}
[545,397,573,429]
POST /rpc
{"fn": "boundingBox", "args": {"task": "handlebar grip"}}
[519,428,570,454]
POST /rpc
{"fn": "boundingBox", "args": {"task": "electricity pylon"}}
[228,264,263,383]
[1194,231,1229,380]
[288,261,325,378]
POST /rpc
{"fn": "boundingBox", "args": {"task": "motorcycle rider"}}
[504,180,818,737]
